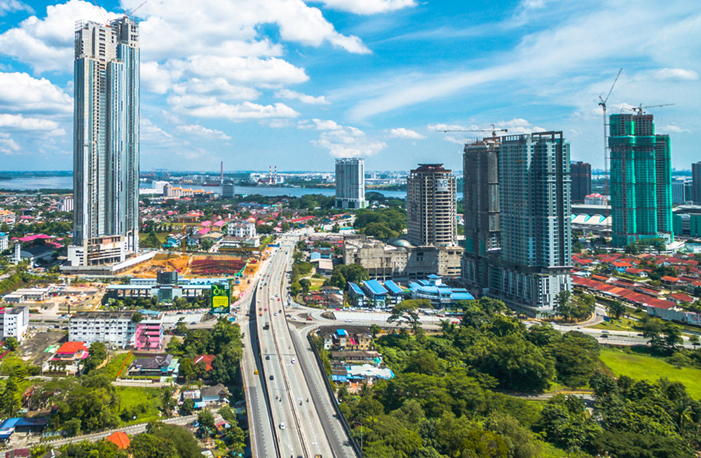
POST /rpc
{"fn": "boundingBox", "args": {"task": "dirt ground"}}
[124,253,191,278]
[20,330,67,366]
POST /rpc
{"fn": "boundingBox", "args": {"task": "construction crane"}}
[598,68,622,196]
[629,103,675,115]
[123,1,147,18]
[443,124,508,138]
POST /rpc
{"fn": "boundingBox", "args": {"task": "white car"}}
[279,422,286,430]
[291,358,296,364]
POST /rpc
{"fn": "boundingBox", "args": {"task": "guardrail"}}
[248,284,281,458]
[307,329,364,457]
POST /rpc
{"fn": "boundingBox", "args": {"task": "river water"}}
[0,176,464,199]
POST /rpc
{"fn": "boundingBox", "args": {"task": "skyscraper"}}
[692,162,701,204]
[335,158,367,209]
[462,138,500,291]
[490,132,572,312]
[570,161,592,202]
[407,164,457,247]
[609,113,672,247]
[70,17,140,266]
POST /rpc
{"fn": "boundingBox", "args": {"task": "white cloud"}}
[388,127,425,139]
[141,118,174,143]
[172,99,300,120]
[651,68,699,81]
[0,0,32,16]
[175,124,232,140]
[310,120,385,157]
[0,138,21,154]
[0,113,64,135]
[659,125,689,133]
[443,135,466,145]
[173,78,260,101]
[0,0,119,73]
[315,0,417,15]
[169,55,309,87]
[427,123,478,132]
[275,89,330,105]
[0,72,72,115]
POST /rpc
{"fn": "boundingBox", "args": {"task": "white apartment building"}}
[228,221,257,238]
[0,307,29,342]
[59,195,74,212]
[0,233,7,252]
[335,158,367,209]
[69,311,137,348]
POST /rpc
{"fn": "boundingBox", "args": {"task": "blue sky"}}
[0,0,698,172]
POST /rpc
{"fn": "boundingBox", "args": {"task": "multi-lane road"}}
[240,232,357,458]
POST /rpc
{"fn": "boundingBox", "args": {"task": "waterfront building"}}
[70,17,140,266]
[335,158,367,209]
[407,164,457,247]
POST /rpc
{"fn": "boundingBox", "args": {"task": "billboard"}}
[436,179,449,192]
[211,282,231,314]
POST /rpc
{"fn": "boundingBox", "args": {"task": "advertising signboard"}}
[211,282,231,314]
[436,179,449,192]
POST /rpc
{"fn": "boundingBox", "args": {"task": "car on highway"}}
[279,422,286,430]
[269,375,275,380]
[266,355,270,360]
[291,358,296,364]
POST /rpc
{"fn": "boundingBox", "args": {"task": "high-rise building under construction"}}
[609,113,672,247]
[461,132,572,313]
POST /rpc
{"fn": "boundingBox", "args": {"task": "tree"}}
[181,398,195,415]
[606,300,626,319]
[370,324,381,339]
[662,322,683,351]
[552,332,600,389]
[198,409,216,432]
[554,291,573,321]
[160,387,176,416]
[388,299,431,333]
[83,342,107,374]
[299,278,311,295]
[130,433,177,458]
[4,337,18,351]
[689,335,700,348]
[131,312,143,323]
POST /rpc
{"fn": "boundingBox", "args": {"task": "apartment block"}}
[335,158,367,209]
[69,311,163,349]
[692,162,701,204]
[407,164,457,247]
[72,18,140,265]
[0,307,29,342]
[570,161,592,203]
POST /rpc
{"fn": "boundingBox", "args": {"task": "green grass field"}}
[600,348,701,399]
[115,386,163,425]
[591,318,640,331]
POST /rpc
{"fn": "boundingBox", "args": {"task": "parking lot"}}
[20,330,66,366]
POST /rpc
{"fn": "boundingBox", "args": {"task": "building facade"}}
[0,233,7,252]
[228,221,256,238]
[462,132,572,313]
[0,307,29,343]
[407,164,457,247]
[59,195,74,213]
[221,181,235,199]
[462,139,500,292]
[692,162,701,204]
[609,113,673,246]
[72,18,140,265]
[570,161,592,203]
[69,311,137,348]
[335,158,367,209]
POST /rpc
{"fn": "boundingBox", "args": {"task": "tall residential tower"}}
[462,138,501,292]
[407,164,457,247]
[70,17,140,266]
[335,158,367,209]
[570,161,592,202]
[462,132,573,313]
[692,162,701,204]
[609,113,672,247]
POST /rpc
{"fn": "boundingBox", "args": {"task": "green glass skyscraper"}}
[609,112,672,247]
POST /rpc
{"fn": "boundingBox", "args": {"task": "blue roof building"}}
[362,279,388,307]
[409,275,474,307]
[383,280,405,305]
[347,282,366,307]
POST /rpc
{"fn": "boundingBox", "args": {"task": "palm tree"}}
[606,300,626,319]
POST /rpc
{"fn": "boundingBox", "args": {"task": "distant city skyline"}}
[0,0,698,172]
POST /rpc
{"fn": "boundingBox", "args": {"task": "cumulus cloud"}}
[315,0,417,15]
[659,124,690,133]
[388,127,425,139]
[169,55,309,86]
[427,123,477,132]
[0,72,72,115]
[171,98,300,121]
[275,89,330,105]
[443,135,466,145]
[175,124,232,140]
[0,113,64,135]
[0,137,21,154]
[173,78,261,101]
[309,120,385,157]
[0,0,119,73]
